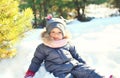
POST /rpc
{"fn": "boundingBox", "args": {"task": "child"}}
[24,15,104,78]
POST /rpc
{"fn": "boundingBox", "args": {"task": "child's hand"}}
[24,70,35,78]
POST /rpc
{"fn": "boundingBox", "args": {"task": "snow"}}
[86,4,119,18]
[0,16,120,78]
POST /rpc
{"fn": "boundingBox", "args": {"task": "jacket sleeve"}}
[69,44,86,64]
[27,44,46,74]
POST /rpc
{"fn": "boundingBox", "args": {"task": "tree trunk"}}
[32,0,37,28]
[73,0,82,21]
[81,0,86,20]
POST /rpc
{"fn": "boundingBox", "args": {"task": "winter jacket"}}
[28,42,86,76]
[25,31,104,78]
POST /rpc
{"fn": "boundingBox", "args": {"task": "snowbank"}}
[0,16,120,78]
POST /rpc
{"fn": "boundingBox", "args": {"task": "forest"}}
[0,0,120,59]
[19,0,120,28]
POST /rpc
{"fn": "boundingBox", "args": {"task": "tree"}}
[0,0,33,59]
[108,0,120,13]
[72,0,108,21]
[72,0,86,21]
[19,0,48,28]
[19,0,109,24]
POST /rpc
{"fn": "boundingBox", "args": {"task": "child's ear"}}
[60,16,67,23]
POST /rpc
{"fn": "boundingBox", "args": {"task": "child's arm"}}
[69,44,86,64]
[25,44,45,78]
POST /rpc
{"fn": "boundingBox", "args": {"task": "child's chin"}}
[54,39,61,41]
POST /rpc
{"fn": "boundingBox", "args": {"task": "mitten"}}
[24,70,35,78]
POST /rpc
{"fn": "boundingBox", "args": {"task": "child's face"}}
[49,28,63,40]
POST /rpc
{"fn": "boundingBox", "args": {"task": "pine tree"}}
[109,0,120,12]
[0,0,33,59]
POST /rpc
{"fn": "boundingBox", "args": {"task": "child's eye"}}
[51,31,55,33]
[58,32,62,34]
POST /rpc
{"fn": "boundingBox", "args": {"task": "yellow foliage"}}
[0,48,16,59]
[0,0,19,20]
[0,0,34,59]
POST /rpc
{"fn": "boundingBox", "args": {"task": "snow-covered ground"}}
[0,16,120,78]
[86,4,119,18]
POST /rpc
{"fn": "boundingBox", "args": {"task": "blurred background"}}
[0,0,120,68]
